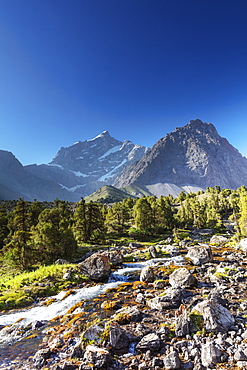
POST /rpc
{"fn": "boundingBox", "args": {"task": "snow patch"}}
[87,131,109,142]
[59,184,86,192]
[99,145,121,160]
[69,170,89,177]
[46,163,64,169]
[98,159,127,181]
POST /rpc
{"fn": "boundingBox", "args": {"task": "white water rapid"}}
[0,255,184,346]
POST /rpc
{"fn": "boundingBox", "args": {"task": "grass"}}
[0,263,89,311]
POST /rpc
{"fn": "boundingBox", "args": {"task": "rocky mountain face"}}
[114,119,247,197]
[1,120,247,201]
[23,131,149,201]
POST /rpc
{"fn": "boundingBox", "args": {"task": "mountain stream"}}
[0,255,184,368]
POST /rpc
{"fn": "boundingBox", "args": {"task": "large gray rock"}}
[210,235,228,245]
[79,254,111,282]
[192,299,235,333]
[102,250,123,266]
[162,245,180,256]
[169,267,197,288]
[201,341,222,368]
[114,306,142,322]
[83,345,112,368]
[147,287,183,310]
[136,333,161,352]
[148,245,158,258]
[109,324,130,349]
[175,305,190,337]
[33,348,53,368]
[82,324,104,344]
[186,245,213,265]
[163,349,181,369]
[140,266,155,282]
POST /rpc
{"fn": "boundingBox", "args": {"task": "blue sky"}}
[0,0,247,165]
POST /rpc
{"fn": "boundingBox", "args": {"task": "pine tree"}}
[0,204,9,250]
[4,199,33,269]
[133,197,154,233]
[32,206,77,264]
[73,199,87,244]
[238,187,247,237]
[105,202,129,234]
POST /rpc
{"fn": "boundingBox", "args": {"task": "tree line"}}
[0,185,247,270]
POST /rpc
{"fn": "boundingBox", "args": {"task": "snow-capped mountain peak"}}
[25,132,149,200]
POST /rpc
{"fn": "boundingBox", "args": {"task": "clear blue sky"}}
[0,0,247,165]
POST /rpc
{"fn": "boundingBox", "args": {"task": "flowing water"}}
[0,255,184,368]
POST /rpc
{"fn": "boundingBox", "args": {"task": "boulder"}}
[175,305,190,337]
[33,348,53,368]
[140,266,155,282]
[210,235,228,245]
[148,245,158,258]
[79,254,111,282]
[169,268,197,288]
[102,250,123,266]
[147,287,183,310]
[129,242,141,248]
[82,324,104,344]
[83,345,112,368]
[192,299,235,333]
[114,306,142,322]
[186,245,213,265]
[201,341,222,368]
[162,349,181,369]
[55,259,69,264]
[109,324,130,349]
[161,245,180,256]
[136,333,161,352]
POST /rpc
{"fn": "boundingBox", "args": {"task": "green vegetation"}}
[189,310,204,334]
[0,263,88,311]
[1,186,247,270]
[0,185,247,311]
[85,185,135,203]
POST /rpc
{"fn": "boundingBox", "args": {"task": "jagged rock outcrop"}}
[114,119,247,196]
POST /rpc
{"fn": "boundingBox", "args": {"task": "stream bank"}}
[1,236,247,369]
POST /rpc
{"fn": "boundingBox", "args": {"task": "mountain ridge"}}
[114,119,247,196]
[1,120,247,201]
[0,131,149,201]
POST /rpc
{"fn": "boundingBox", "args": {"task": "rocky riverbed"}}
[2,234,247,370]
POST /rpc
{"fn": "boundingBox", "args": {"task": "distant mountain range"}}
[0,131,148,201]
[1,119,247,201]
